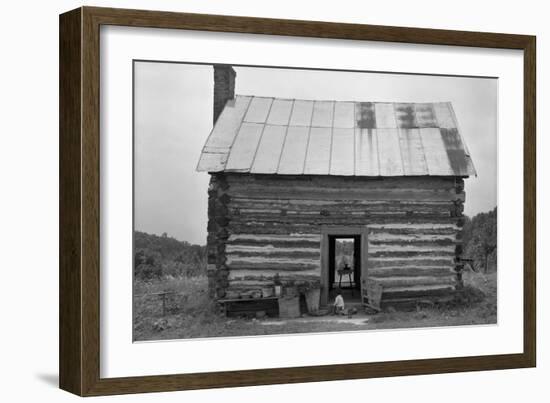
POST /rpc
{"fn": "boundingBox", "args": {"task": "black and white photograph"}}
[132,62,497,341]
[2,0,544,400]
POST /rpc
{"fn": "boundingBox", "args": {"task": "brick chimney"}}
[213,65,236,124]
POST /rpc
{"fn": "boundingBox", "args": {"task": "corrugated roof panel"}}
[395,103,417,128]
[464,157,476,177]
[311,101,334,127]
[398,128,428,175]
[374,103,397,129]
[243,97,273,123]
[225,123,263,171]
[267,99,293,125]
[197,96,476,177]
[420,128,455,175]
[377,128,404,176]
[415,103,437,128]
[250,125,287,174]
[356,102,376,129]
[333,102,355,128]
[439,128,474,176]
[203,96,251,153]
[433,102,456,129]
[304,127,332,174]
[355,128,379,176]
[196,152,227,172]
[330,128,355,175]
[277,126,309,174]
[289,100,313,126]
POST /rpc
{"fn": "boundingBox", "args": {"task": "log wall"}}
[207,173,465,301]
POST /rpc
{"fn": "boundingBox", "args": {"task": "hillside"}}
[134,231,206,280]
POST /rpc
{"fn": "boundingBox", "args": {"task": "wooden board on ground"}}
[364,279,383,311]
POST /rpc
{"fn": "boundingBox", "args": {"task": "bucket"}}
[305,288,321,313]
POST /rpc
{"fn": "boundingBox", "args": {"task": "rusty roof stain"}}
[197,96,477,177]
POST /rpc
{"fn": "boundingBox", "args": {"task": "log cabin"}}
[197,65,476,310]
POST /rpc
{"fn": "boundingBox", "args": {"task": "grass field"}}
[133,269,497,341]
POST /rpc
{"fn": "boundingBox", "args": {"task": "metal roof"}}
[196,96,476,177]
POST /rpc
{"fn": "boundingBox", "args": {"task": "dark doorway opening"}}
[328,235,361,302]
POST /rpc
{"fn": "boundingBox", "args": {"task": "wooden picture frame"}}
[59,6,536,396]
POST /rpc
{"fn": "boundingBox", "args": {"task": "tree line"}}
[134,231,206,280]
[461,207,497,273]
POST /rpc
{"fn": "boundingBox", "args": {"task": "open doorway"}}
[328,235,361,302]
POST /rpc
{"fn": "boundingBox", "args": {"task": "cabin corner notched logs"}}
[207,174,466,301]
[199,95,476,303]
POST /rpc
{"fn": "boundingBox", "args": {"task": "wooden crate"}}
[278,296,300,318]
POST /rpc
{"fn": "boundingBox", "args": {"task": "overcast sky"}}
[134,62,497,245]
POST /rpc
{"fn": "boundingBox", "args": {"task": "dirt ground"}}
[133,270,497,341]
